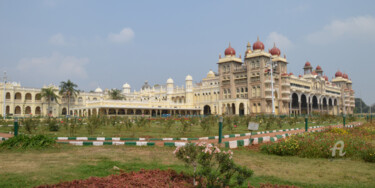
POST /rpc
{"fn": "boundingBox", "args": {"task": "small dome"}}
[167,78,174,84]
[316,65,322,70]
[253,37,264,50]
[185,75,193,81]
[281,73,289,77]
[299,75,302,78]
[95,87,103,93]
[207,70,215,78]
[323,75,329,81]
[312,71,318,75]
[289,72,294,76]
[305,61,311,67]
[343,73,348,79]
[122,83,130,88]
[224,43,236,56]
[269,43,281,56]
[335,70,342,77]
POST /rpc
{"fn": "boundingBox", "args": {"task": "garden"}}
[0,115,374,187]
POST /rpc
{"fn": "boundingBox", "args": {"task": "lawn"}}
[1,145,374,188]
[0,115,359,138]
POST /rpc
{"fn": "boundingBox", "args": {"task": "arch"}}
[5,92,10,99]
[93,97,97,101]
[35,93,41,101]
[232,103,236,115]
[78,97,83,102]
[14,106,21,114]
[151,110,156,116]
[203,105,211,115]
[127,109,134,115]
[62,108,67,115]
[108,109,116,115]
[25,106,31,114]
[35,106,41,115]
[14,92,21,100]
[25,93,32,101]
[6,105,10,115]
[239,103,245,116]
[312,96,318,109]
[292,93,299,109]
[135,109,142,115]
[323,98,327,108]
[301,94,308,114]
[118,109,125,115]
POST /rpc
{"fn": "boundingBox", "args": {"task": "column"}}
[298,100,301,115]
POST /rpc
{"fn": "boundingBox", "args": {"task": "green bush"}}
[46,118,59,132]
[174,142,253,187]
[0,135,56,150]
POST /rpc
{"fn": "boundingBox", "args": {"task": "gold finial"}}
[273,42,276,47]
[219,53,221,59]
[247,41,251,47]
[257,36,260,41]
[229,42,231,47]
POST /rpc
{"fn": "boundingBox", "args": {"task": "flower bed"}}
[261,123,375,162]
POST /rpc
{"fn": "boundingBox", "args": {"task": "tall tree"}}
[59,80,80,116]
[109,89,124,100]
[40,87,60,116]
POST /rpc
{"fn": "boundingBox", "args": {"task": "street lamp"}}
[266,58,277,115]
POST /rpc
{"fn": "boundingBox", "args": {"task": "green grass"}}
[0,145,374,187]
[0,118,358,138]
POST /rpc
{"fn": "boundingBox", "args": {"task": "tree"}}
[40,87,60,116]
[59,80,80,116]
[109,89,124,100]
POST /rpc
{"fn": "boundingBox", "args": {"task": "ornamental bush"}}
[174,142,253,187]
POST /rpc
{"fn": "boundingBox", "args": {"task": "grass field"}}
[1,145,374,188]
[0,117,350,138]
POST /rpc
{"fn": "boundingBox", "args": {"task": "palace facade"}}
[0,38,355,117]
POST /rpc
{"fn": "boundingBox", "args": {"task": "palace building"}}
[0,38,355,117]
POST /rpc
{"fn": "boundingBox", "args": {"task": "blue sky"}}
[1,0,375,105]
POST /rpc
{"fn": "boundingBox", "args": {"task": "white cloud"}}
[17,52,89,79]
[307,16,375,44]
[265,32,293,53]
[49,33,65,45]
[108,28,135,43]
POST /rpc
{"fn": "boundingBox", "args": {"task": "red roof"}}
[269,43,281,56]
[253,37,264,50]
[224,43,236,56]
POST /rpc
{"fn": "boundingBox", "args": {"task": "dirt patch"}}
[35,169,193,188]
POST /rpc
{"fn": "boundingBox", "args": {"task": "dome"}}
[95,87,103,93]
[224,43,236,56]
[269,43,281,56]
[312,71,318,75]
[207,70,215,78]
[122,83,130,88]
[141,81,151,90]
[281,73,289,77]
[289,72,294,76]
[335,70,342,77]
[166,78,174,84]
[299,75,302,78]
[316,65,322,70]
[323,75,329,81]
[343,73,348,79]
[185,75,193,81]
[305,61,311,67]
[253,37,264,51]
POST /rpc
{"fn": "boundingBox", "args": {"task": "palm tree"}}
[59,80,80,116]
[109,89,124,100]
[40,87,60,116]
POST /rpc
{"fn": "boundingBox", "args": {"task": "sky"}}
[0,0,375,105]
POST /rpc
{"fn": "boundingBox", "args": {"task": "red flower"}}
[234,125,237,128]
[61,121,64,123]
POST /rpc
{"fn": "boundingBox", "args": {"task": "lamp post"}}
[3,71,7,120]
[267,58,277,115]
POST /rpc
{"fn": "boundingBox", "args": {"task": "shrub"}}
[174,142,253,187]
[46,118,59,132]
[21,117,38,134]
[86,116,101,135]
[0,134,56,150]
[361,147,375,162]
